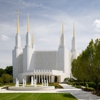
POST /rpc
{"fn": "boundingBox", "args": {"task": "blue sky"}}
[0,0,100,68]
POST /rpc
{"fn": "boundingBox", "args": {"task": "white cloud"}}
[94,19,100,32]
[1,35,10,41]
[20,0,43,8]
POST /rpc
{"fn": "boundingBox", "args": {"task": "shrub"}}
[86,82,96,89]
[49,83,63,89]
[67,82,74,85]
[74,85,81,88]
[64,77,70,83]
[82,87,94,91]
[86,83,89,88]
[0,77,3,83]
[69,78,77,82]
[87,87,94,91]
[1,74,13,83]
[96,91,100,96]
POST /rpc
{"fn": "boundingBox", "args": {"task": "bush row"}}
[68,81,100,90]
[49,83,63,89]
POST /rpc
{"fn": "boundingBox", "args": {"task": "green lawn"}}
[0,93,77,100]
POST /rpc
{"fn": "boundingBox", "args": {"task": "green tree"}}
[0,77,3,83]
[5,66,13,76]
[1,74,13,83]
[72,39,100,91]
[72,58,80,80]
[84,39,100,90]
[89,39,100,90]
[72,52,88,83]
[0,68,6,77]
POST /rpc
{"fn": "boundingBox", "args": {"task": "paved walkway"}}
[59,84,100,100]
[0,84,100,100]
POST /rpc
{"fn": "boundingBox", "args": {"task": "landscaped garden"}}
[0,93,77,100]
[64,77,100,96]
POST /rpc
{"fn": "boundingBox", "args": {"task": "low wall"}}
[8,86,55,91]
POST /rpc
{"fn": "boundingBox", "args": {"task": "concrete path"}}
[59,84,100,100]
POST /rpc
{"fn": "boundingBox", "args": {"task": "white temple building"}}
[12,11,77,83]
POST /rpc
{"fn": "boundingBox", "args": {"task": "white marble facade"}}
[12,12,77,83]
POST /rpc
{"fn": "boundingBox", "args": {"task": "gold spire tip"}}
[62,21,64,34]
[27,13,30,33]
[73,22,75,37]
[32,32,34,44]
[17,10,20,34]
[59,37,61,45]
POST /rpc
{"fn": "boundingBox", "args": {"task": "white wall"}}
[35,51,57,70]
[13,48,23,83]
[23,47,34,72]
[57,47,64,71]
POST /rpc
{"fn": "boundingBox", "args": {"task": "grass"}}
[0,93,77,100]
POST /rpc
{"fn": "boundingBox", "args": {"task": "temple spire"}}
[27,13,30,33]
[32,32,35,48]
[73,22,75,37]
[62,21,64,34]
[59,37,61,45]
[32,32,34,44]
[17,10,20,34]
[71,22,76,52]
[59,21,66,47]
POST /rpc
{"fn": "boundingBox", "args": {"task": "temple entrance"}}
[25,75,61,83]
[54,76,57,82]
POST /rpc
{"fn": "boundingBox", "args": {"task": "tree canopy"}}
[71,39,100,90]
[0,66,13,84]
[5,66,13,76]
[1,74,12,83]
[0,68,6,77]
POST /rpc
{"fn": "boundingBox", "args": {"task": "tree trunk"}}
[95,82,99,93]
[84,80,86,86]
